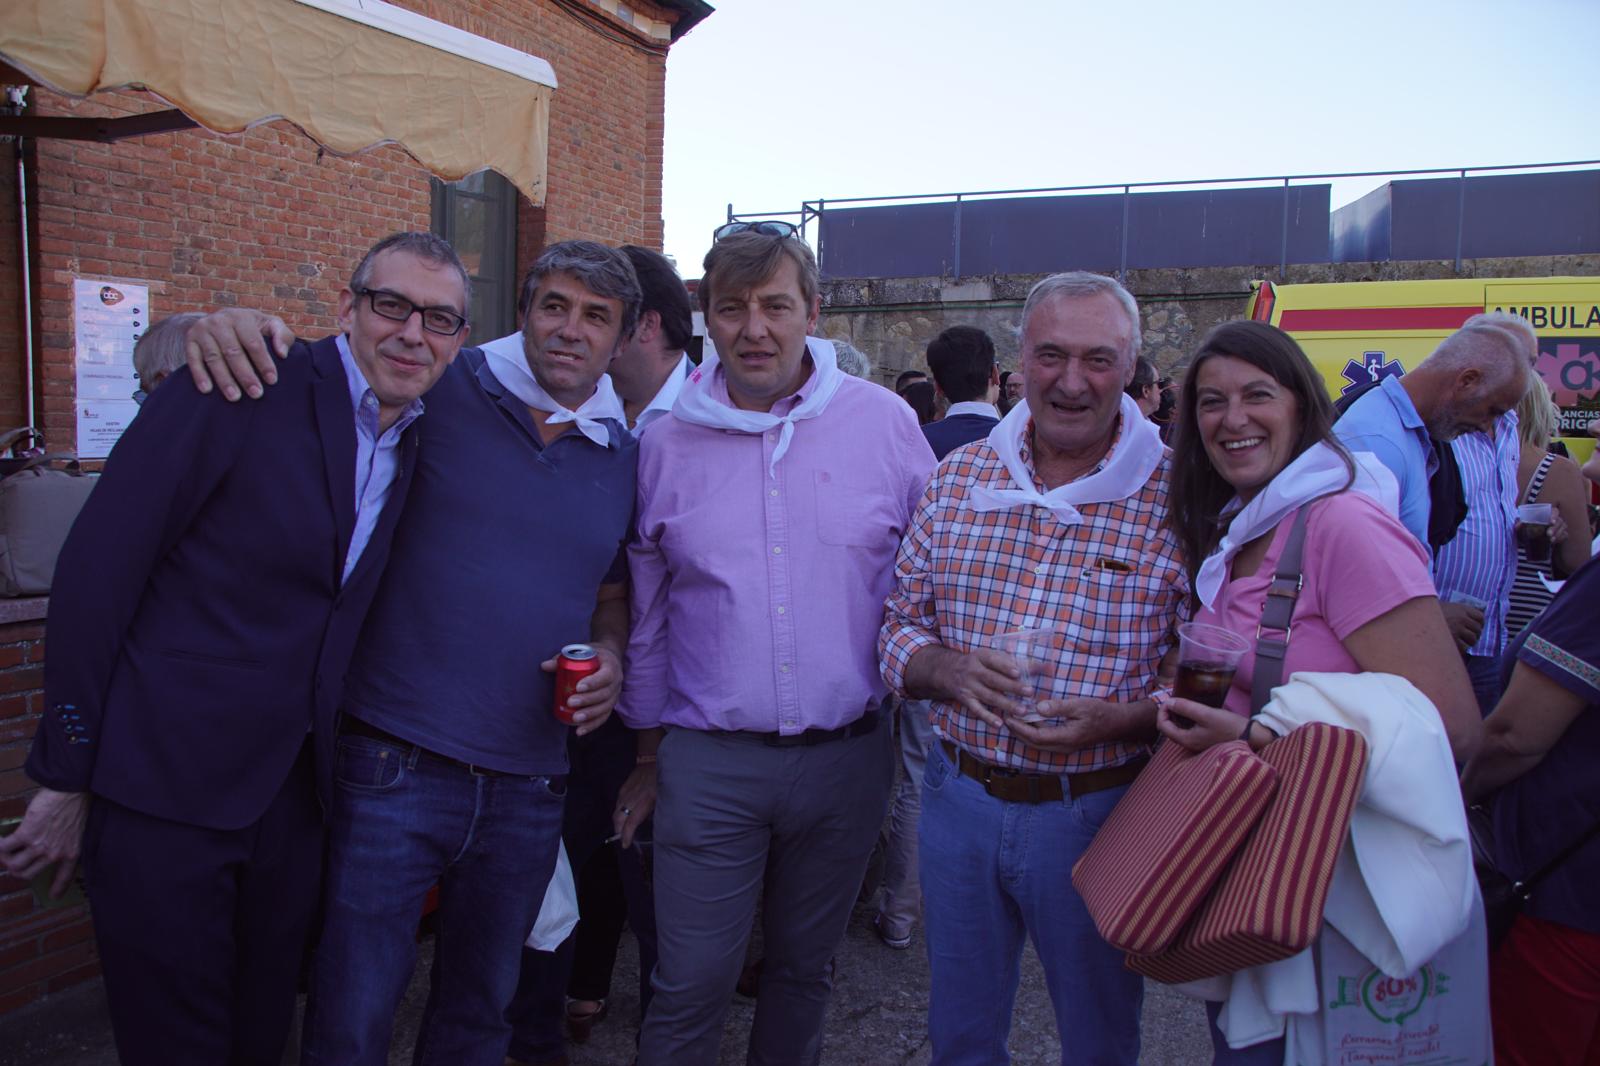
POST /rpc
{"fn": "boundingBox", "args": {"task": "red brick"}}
[0,669,42,695]
[0,891,32,921]
[0,984,40,1016]
[0,769,34,798]
[45,958,101,994]
[0,939,36,970]
[0,937,95,993]
[41,918,95,954]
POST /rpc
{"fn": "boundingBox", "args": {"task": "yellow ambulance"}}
[1246,276,1600,464]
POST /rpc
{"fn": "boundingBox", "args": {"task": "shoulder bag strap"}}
[1517,816,1600,899]
[1249,503,1315,715]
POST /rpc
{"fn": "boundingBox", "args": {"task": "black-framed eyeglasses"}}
[712,220,800,242]
[356,287,467,336]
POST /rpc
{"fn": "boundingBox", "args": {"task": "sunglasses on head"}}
[712,220,800,242]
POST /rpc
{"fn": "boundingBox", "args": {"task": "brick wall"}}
[0,608,89,1017]
[5,0,681,455]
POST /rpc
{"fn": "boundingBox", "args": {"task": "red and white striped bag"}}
[1129,722,1368,983]
[1072,737,1280,956]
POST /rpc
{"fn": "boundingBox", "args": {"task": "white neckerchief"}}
[671,337,844,476]
[1195,441,1400,608]
[631,354,692,437]
[969,393,1164,526]
[480,333,625,449]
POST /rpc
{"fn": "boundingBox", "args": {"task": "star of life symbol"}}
[1340,351,1405,397]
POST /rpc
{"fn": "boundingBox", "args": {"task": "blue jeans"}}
[507,714,657,1063]
[302,733,566,1066]
[919,741,1142,1065]
[1464,653,1504,718]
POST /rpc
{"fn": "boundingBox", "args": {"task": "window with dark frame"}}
[430,171,518,342]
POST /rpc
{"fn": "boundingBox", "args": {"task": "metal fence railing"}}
[726,159,1600,279]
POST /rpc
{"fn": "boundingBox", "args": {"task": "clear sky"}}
[658,0,1600,276]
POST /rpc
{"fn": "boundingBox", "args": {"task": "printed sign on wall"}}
[72,278,149,458]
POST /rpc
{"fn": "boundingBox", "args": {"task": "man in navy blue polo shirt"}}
[183,241,642,1066]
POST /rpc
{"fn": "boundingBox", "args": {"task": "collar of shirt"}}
[945,400,1000,420]
[1014,417,1114,493]
[336,334,425,438]
[708,353,820,414]
[632,354,693,436]
[1379,374,1425,431]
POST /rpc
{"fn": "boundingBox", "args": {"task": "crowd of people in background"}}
[0,222,1596,1066]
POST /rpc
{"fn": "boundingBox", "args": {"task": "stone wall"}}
[817,254,1600,390]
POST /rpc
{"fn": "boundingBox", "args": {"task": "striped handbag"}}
[1128,721,1368,983]
[1071,737,1280,956]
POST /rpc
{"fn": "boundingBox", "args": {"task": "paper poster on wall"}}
[72,278,149,458]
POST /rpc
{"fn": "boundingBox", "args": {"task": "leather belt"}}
[721,711,880,748]
[341,715,530,779]
[940,739,1147,804]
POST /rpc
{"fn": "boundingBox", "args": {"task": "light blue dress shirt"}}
[335,334,424,584]
[1334,375,1438,554]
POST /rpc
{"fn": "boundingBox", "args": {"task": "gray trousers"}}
[876,698,934,940]
[637,721,894,1066]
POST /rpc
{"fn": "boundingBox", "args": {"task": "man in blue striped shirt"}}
[1435,408,1522,716]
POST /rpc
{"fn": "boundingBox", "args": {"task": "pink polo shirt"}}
[1194,491,1437,718]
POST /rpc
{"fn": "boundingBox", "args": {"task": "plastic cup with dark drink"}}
[1516,503,1553,564]
[1170,622,1252,726]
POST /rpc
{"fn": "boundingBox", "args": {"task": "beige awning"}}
[0,0,554,202]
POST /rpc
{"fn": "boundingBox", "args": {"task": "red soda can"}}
[554,644,600,725]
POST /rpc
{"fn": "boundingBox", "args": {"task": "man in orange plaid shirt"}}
[879,272,1188,1064]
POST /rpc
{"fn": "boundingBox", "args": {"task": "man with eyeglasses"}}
[0,232,465,1064]
[173,240,642,1065]
[621,225,935,1064]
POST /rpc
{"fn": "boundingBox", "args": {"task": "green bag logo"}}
[1328,964,1452,1025]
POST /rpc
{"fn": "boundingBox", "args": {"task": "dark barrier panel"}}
[1127,186,1330,268]
[1330,184,1394,262]
[819,186,1330,279]
[1332,170,1600,262]
[817,202,957,279]
[957,194,1124,275]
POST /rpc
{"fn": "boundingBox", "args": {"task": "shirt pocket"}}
[813,471,896,550]
[1069,567,1177,678]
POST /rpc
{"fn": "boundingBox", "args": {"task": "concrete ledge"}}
[0,598,47,625]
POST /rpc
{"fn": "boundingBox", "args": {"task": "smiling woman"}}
[1155,318,1481,1064]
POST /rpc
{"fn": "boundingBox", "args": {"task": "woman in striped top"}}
[1506,379,1590,638]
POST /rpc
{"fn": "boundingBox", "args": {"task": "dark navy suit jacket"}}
[923,412,999,461]
[28,336,417,830]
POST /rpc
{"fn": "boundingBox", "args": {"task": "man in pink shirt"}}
[619,228,935,1065]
